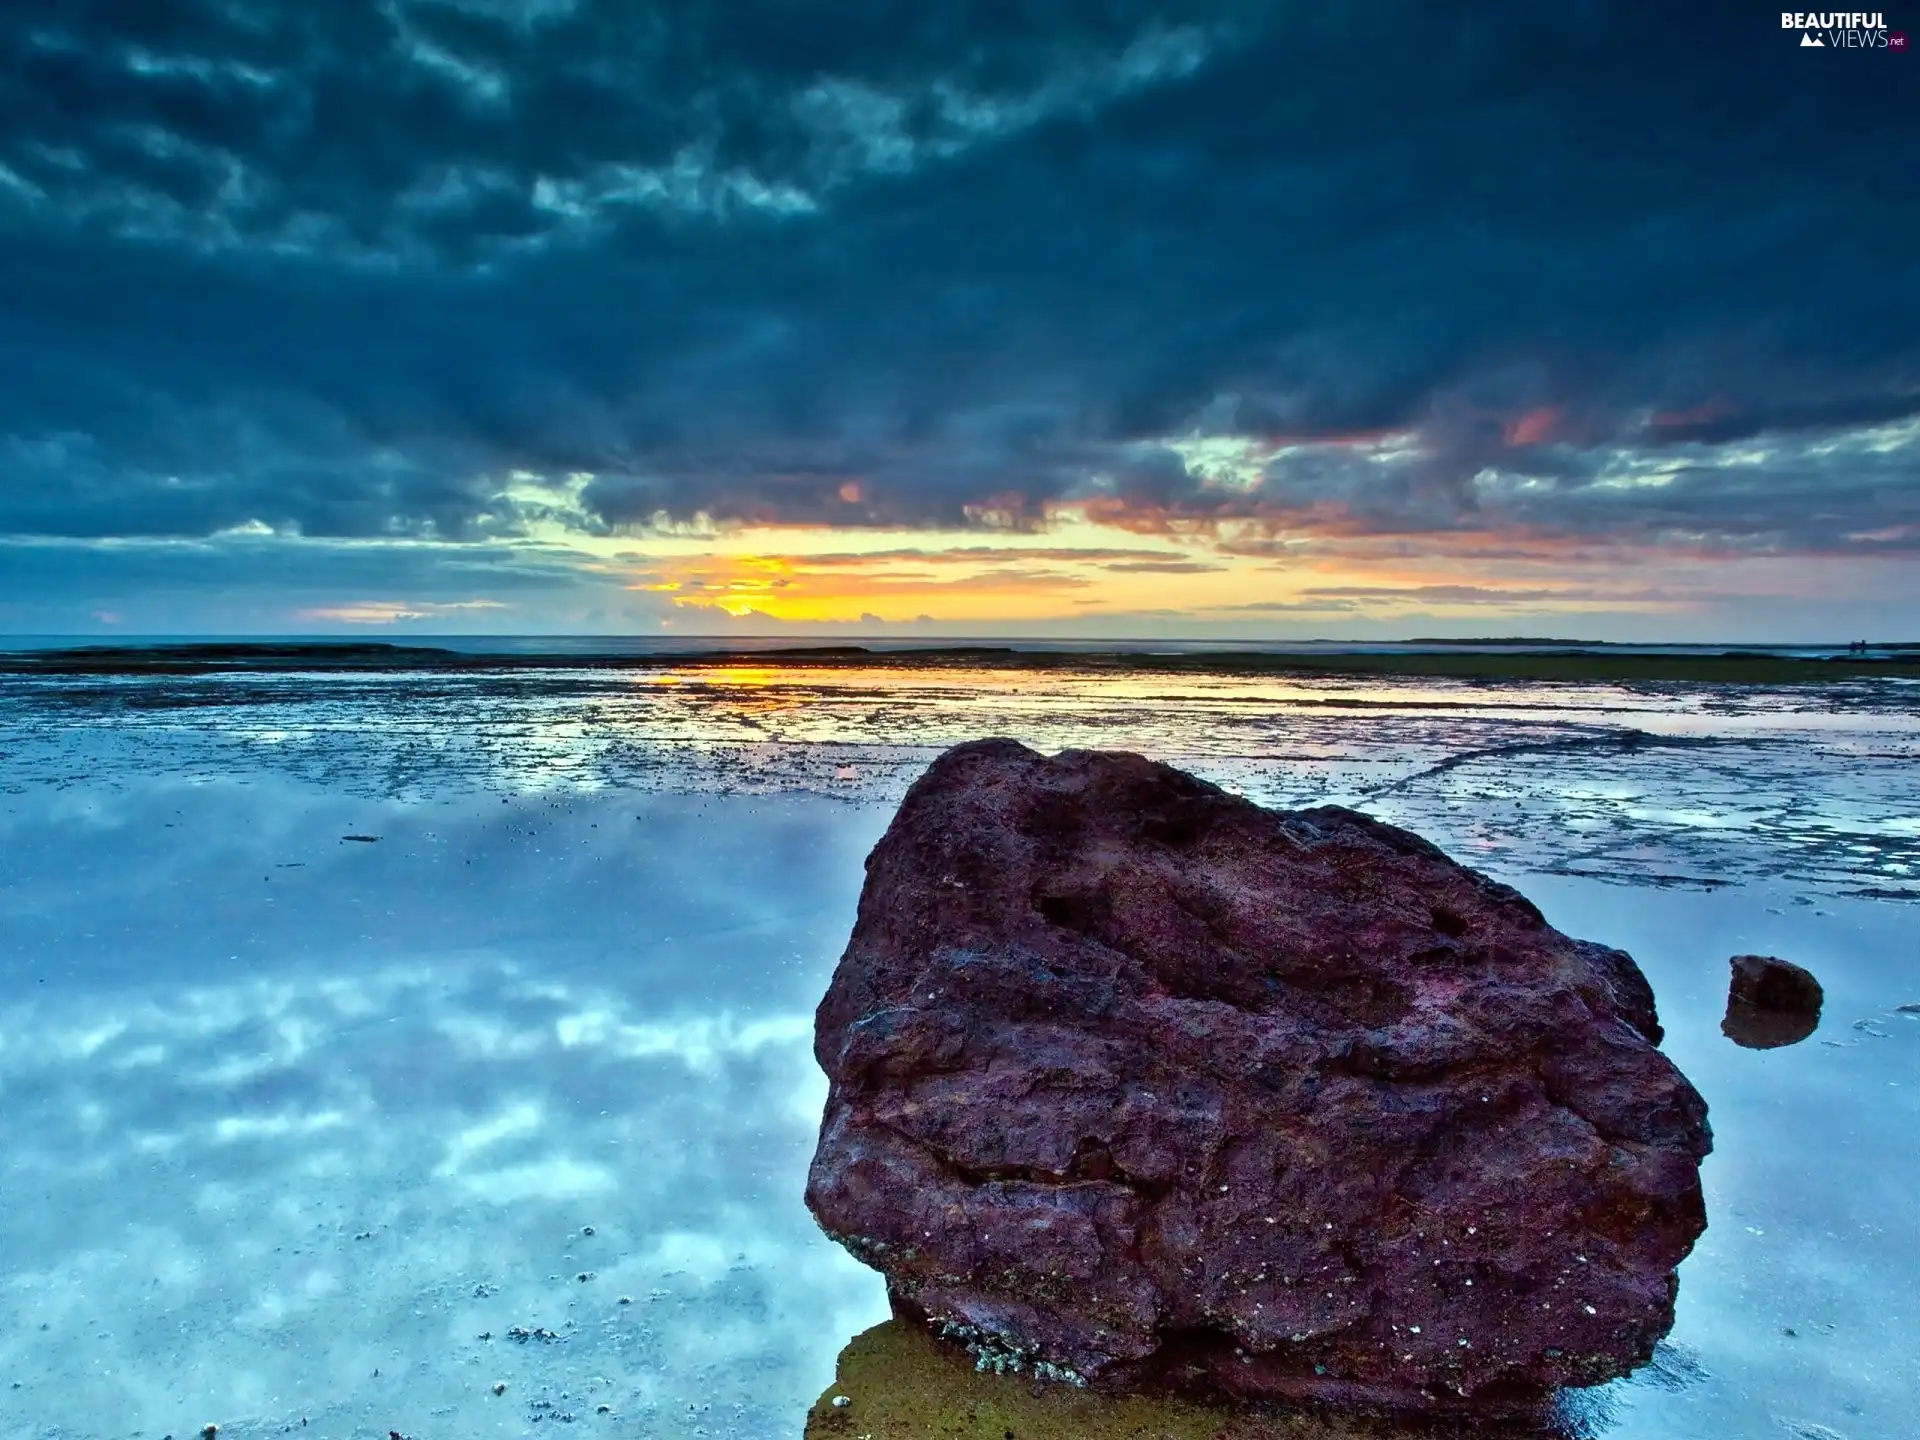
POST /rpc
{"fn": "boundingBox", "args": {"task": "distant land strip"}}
[4,641,1919,686]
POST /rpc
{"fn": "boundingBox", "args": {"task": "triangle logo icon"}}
[1800,31,1824,45]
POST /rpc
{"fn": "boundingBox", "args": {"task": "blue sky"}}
[1,1,1915,640]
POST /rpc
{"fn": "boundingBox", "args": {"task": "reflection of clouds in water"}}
[1,708,1916,1437]
[1521,880,1920,1440]
[0,954,882,1438]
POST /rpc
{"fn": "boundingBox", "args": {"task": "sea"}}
[0,638,1914,1439]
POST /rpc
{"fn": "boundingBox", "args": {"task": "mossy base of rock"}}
[805,1321,1572,1440]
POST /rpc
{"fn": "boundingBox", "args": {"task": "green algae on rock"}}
[805,1320,1573,1440]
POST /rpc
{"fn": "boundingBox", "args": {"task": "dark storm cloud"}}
[0,0,1236,259]
[1092,414,1920,556]
[0,0,1914,564]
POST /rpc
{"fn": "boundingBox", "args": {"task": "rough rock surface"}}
[806,741,1712,1416]
[1727,954,1823,1015]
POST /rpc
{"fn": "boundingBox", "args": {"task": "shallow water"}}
[0,659,1914,1438]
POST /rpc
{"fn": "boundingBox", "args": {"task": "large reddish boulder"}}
[806,741,1711,1417]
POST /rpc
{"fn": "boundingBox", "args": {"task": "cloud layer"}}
[1,1,1915,633]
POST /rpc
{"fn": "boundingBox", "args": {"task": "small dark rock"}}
[1723,955,1823,1049]
[1728,955,1823,1014]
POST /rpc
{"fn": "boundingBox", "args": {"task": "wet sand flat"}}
[0,650,1914,1438]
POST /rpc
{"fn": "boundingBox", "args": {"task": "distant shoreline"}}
[4,637,1918,685]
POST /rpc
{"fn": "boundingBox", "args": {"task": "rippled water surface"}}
[1,656,1915,1438]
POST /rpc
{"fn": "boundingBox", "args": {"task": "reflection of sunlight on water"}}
[9,658,1918,898]
[633,664,1729,743]
[1807,815,1920,838]
[1624,806,1746,830]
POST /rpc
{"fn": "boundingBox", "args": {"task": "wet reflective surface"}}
[0,658,1915,1438]
[4,656,1917,897]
